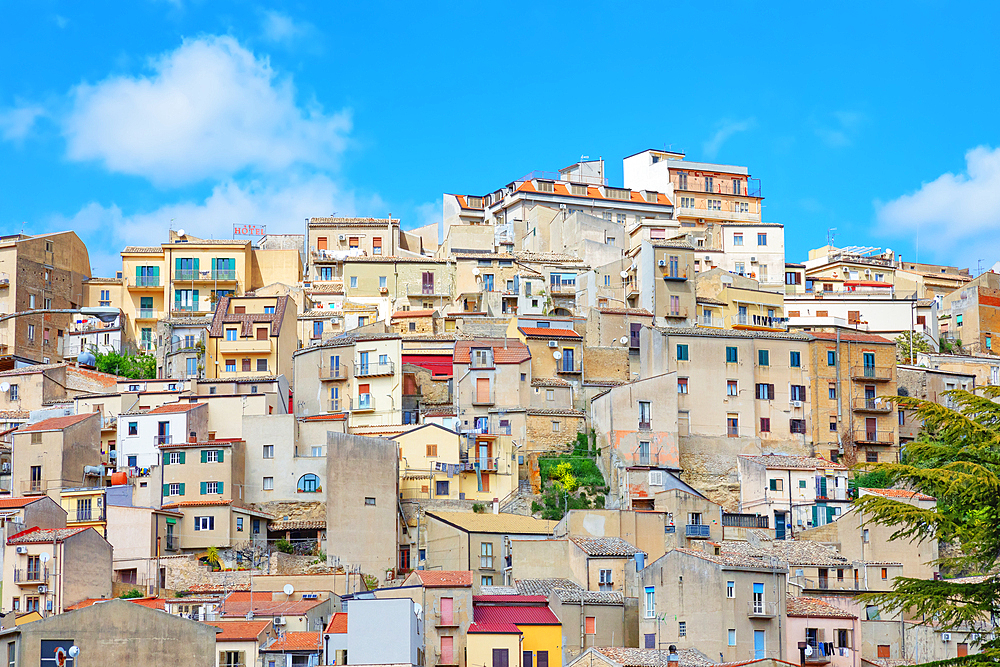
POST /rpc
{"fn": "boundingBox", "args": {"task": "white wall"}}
[117,412,189,469]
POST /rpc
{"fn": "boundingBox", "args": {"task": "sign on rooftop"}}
[234,224,266,237]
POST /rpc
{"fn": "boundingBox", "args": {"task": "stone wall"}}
[585,346,630,382]
[525,414,586,454]
[251,500,325,522]
[403,363,451,405]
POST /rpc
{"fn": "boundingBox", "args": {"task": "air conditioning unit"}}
[274,617,286,626]
[15,547,27,554]
[339,235,346,241]
[941,633,952,642]
[37,585,48,594]
[705,255,712,261]
[547,341,558,348]
[560,204,567,210]
[658,260,666,267]
[790,401,803,408]
[750,257,757,263]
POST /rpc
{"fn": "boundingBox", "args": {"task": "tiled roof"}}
[309,217,399,227]
[519,327,582,339]
[0,497,43,509]
[597,307,654,316]
[454,339,530,364]
[325,612,348,633]
[8,527,91,545]
[480,586,519,595]
[721,540,849,568]
[205,620,272,641]
[474,595,548,603]
[513,181,673,208]
[223,595,323,618]
[515,579,582,596]
[809,331,894,344]
[671,547,791,571]
[391,309,436,319]
[551,588,624,605]
[650,241,695,250]
[739,454,847,470]
[531,378,571,388]
[422,407,457,417]
[473,603,560,626]
[304,284,343,294]
[414,570,473,588]
[655,326,812,341]
[426,511,556,535]
[83,277,122,284]
[345,255,445,264]
[695,296,728,306]
[0,410,29,420]
[468,622,521,634]
[121,246,162,254]
[786,596,857,619]
[571,537,640,557]
[17,412,96,432]
[268,520,326,531]
[526,408,586,417]
[263,632,322,651]
[209,295,291,338]
[146,402,205,414]
[66,597,166,611]
[860,487,935,501]
[0,363,66,377]
[590,647,714,667]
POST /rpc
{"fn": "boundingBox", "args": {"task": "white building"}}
[116,402,208,471]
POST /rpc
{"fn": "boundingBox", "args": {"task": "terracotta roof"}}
[860,487,935,502]
[480,586,519,595]
[468,622,521,634]
[205,620,272,641]
[208,295,291,339]
[670,547,791,571]
[223,595,324,618]
[526,408,586,417]
[391,309,436,319]
[0,497,45,509]
[414,570,473,588]
[262,632,322,651]
[146,402,206,415]
[309,217,400,227]
[17,413,96,432]
[590,647,714,667]
[66,597,166,611]
[597,307,654,316]
[721,540,850,568]
[786,596,857,619]
[571,537,641,557]
[739,454,847,470]
[0,363,66,377]
[454,339,530,364]
[325,612,348,634]
[513,180,673,208]
[422,407,457,417]
[160,438,242,449]
[695,296,728,306]
[531,378,571,388]
[8,526,91,544]
[650,241,695,250]
[268,520,326,531]
[121,246,162,254]
[426,511,556,535]
[473,603,560,626]
[809,331,894,344]
[519,327,582,339]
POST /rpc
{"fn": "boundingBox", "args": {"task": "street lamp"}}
[0,306,119,324]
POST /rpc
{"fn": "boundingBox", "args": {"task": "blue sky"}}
[2,1,999,276]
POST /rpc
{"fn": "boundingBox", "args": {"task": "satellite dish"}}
[177,229,186,237]
[40,552,51,563]
[283,584,294,596]
[620,270,628,278]
[553,351,562,360]
[619,336,629,345]
[413,603,422,617]
[0,382,8,392]
[472,268,481,276]
[68,647,80,659]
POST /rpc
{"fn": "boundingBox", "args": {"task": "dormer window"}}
[570,184,588,196]
[471,348,493,368]
[536,180,554,193]
[604,187,630,200]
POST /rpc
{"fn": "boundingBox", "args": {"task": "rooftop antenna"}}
[827,228,837,247]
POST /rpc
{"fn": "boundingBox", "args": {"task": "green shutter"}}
[193,258,200,271]
[193,289,199,309]
[200,482,207,495]
[178,483,185,496]
[175,258,182,271]
[165,517,176,525]
[152,266,159,278]
[217,449,224,463]
[162,484,169,496]
[211,258,217,272]
[217,482,224,495]
[179,451,185,464]
[201,450,208,463]
[162,454,169,466]
[136,266,142,278]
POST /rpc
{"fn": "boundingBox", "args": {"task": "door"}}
[562,347,574,372]
[478,440,491,468]
[440,597,453,626]
[775,512,786,540]
[492,649,508,667]
[359,351,369,375]
[863,352,876,376]
[158,421,170,445]
[754,630,766,659]
[818,568,829,589]
[422,272,434,295]
[630,322,642,348]
[440,637,453,664]
[476,377,490,404]
[866,417,877,441]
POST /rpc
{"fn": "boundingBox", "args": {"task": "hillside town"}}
[0,150,994,666]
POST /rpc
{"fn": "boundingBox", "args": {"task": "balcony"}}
[696,315,725,328]
[155,434,173,445]
[850,366,892,382]
[638,420,651,431]
[355,361,394,377]
[165,537,178,552]
[852,397,892,413]
[22,480,46,496]
[407,284,448,298]
[319,363,351,381]
[137,308,157,320]
[854,429,895,446]
[328,397,351,412]
[747,601,778,618]
[660,263,689,281]
[219,338,272,354]
[174,269,199,281]
[354,393,374,411]
[472,388,496,406]
[685,524,711,539]
[128,276,161,288]
[13,568,49,583]
[212,270,236,281]
[663,307,689,320]
[460,457,499,472]
[175,269,237,282]
[73,508,106,523]
[675,206,762,223]
[548,283,576,296]
[731,313,787,331]
[555,360,583,375]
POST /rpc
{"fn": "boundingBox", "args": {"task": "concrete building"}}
[0,598,216,667]
[117,401,208,471]
[3,526,112,614]
[737,455,850,538]
[638,548,787,661]
[896,364,977,444]
[784,597,859,667]
[0,231,92,366]
[695,269,786,333]
[156,315,210,380]
[511,537,641,597]
[64,312,131,361]
[544,585,628,664]
[385,570,474,667]
[468,595,562,667]
[242,414,333,505]
[158,436,246,512]
[937,270,1000,355]
[324,596,424,667]
[205,620,275,667]
[13,413,103,503]
[205,295,296,382]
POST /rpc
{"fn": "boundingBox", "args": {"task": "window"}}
[168,452,182,465]
[8,640,14,667]
[638,441,650,465]
[645,634,656,649]
[733,233,744,246]
[726,580,736,598]
[8,384,17,401]
[957,314,963,326]
[755,383,775,400]
[298,474,320,492]
[263,444,274,459]
[899,409,905,426]
[867,450,879,463]
[43,297,51,310]
[128,421,138,436]
[27,324,34,341]
[790,385,806,401]
[225,360,236,372]
[551,420,560,432]
[676,344,689,361]
[727,380,738,396]
[830,416,838,432]
[599,569,613,591]
[236,517,244,532]
[263,476,273,490]
[24,597,39,613]
[436,480,449,496]
[760,417,770,432]
[256,359,268,372]
[194,516,214,531]
[828,350,836,366]
[481,542,494,569]
[726,346,738,363]
[545,389,554,401]
[828,383,837,399]
[790,419,807,434]
[790,351,801,367]
[205,450,220,463]
[678,621,686,637]
[638,401,651,428]
[881,568,888,580]
[29,295,35,309]
[758,233,767,246]
[426,444,438,457]
[678,377,688,394]
[758,349,769,366]
[225,328,237,341]
[769,478,783,492]
[350,276,358,288]
[585,616,596,634]
[408,322,416,332]
[365,497,376,506]
[727,414,739,437]
[644,586,655,617]
[204,481,220,494]
[128,456,137,467]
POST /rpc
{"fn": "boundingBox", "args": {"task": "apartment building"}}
[894,260,971,298]
[13,413,103,503]
[117,401,208,470]
[3,525,112,614]
[785,290,929,342]
[340,256,453,321]
[105,483,185,586]
[611,241,697,326]
[896,365,976,444]
[205,295,296,381]
[938,270,1000,354]
[387,570,474,667]
[512,536,641,596]
[803,246,898,296]
[805,331,898,465]
[785,597,860,667]
[241,414,334,505]
[737,455,850,538]
[695,269,786,333]
[306,217,410,284]
[509,316,583,379]
[156,315,210,379]
[60,486,107,535]
[0,231,92,366]
[75,382,184,464]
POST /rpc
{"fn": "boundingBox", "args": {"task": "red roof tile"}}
[204,620,272,640]
[473,604,560,626]
[391,309,436,319]
[0,497,44,509]
[786,596,857,619]
[415,570,473,588]
[810,331,894,344]
[146,402,206,414]
[263,632,322,651]
[8,526,91,544]
[473,595,548,603]
[861,487,935,501]
[66,597,165,611]
[161,500,233,508]
[17,413,96,432]
[325,612,348,633]
[519,327,581,339]
[454,339,530,365]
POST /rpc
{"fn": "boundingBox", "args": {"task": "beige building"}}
[896,364,977,444]
[695,269,786,332]
[206,619,276,667]
[512,536,641,597]
[546,585,629,663]
[3,525,112,614]
[205,295,296,381]
[510,316,584,380]
[0,231,93,366]
[13,413,103,503]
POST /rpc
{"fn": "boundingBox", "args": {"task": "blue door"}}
[775,513,786,540]
[754,630,765,659]
[563,348,574,372]
[359,351,369,374]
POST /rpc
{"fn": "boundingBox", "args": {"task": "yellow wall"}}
[205,295,297,381]
[519,623,562,664]
[467,632,521,667]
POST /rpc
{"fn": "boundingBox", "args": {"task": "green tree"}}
[894,331,934,364]
[93,349,156,379]
[855,389,1000,662]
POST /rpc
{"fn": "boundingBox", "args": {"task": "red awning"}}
[403,354,453,377]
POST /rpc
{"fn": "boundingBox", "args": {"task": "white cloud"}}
[0,103,46,141]
[814,111,864,148]
[260,11,316,46]
[702,118,755,159]
[63,35,350,186]
[877,146,1000,261]
[53,14,68,28]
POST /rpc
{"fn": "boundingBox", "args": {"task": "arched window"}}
[298,474,321,493]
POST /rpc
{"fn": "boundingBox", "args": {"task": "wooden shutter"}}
[877,646,890,658]
[257,327,268,340]
[440,597,453,625]
[440,637,453,664]
[179,451,185,464]
[317,237,328,250]
[217,449,224,463]
[476,378,490,403]
[201,450,208,463]
[163,484,170,496]
[492,649,508,667]
[217,482,224,495]
[234,305,245,314]
[200,482,207,495]
[178,483,185,495]
[585,616,596,634]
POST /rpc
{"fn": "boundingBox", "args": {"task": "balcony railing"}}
[137,308,156,319]
[723,513,770,529]
[319,363,351,380]
[548,283,577,295]
[131,276,160,288]
[74,508,106,523]
[854,429,895,446]
[850,366,892,381]
[676,178,762,198]
[638,420,651,431]
[212,270,236,281]
[556,360,583,375]
[731,313,787,330]
[852,397,892,413]
[696,315,725,328]
[685,524,711,539]
[155,434,173,445]
[174,269,198,281]
[174,269,236,282]
[748,600,778,617]
[355,394,374,411]
[328,397,351,412]
[165,537,178,551]
[355,361,394,377]
[664,307,690,319]
[22,480,45,495]
[13,568,49,583]
[472,388,496,406]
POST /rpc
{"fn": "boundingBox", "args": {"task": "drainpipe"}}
[835,328,844,459]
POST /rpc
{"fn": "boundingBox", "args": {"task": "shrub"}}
[276,538,294,554]
[472,503,486,514]
[119,588,144,599]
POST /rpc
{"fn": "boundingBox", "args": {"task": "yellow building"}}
[695,268,785,332]
[205,295,297,382]
[469,598,562,667]
[60,487,107,535]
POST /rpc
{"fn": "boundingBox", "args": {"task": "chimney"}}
[667,645,679,667]
[188,432,197,443]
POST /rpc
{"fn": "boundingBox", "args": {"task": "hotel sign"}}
[234,224,266,237]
